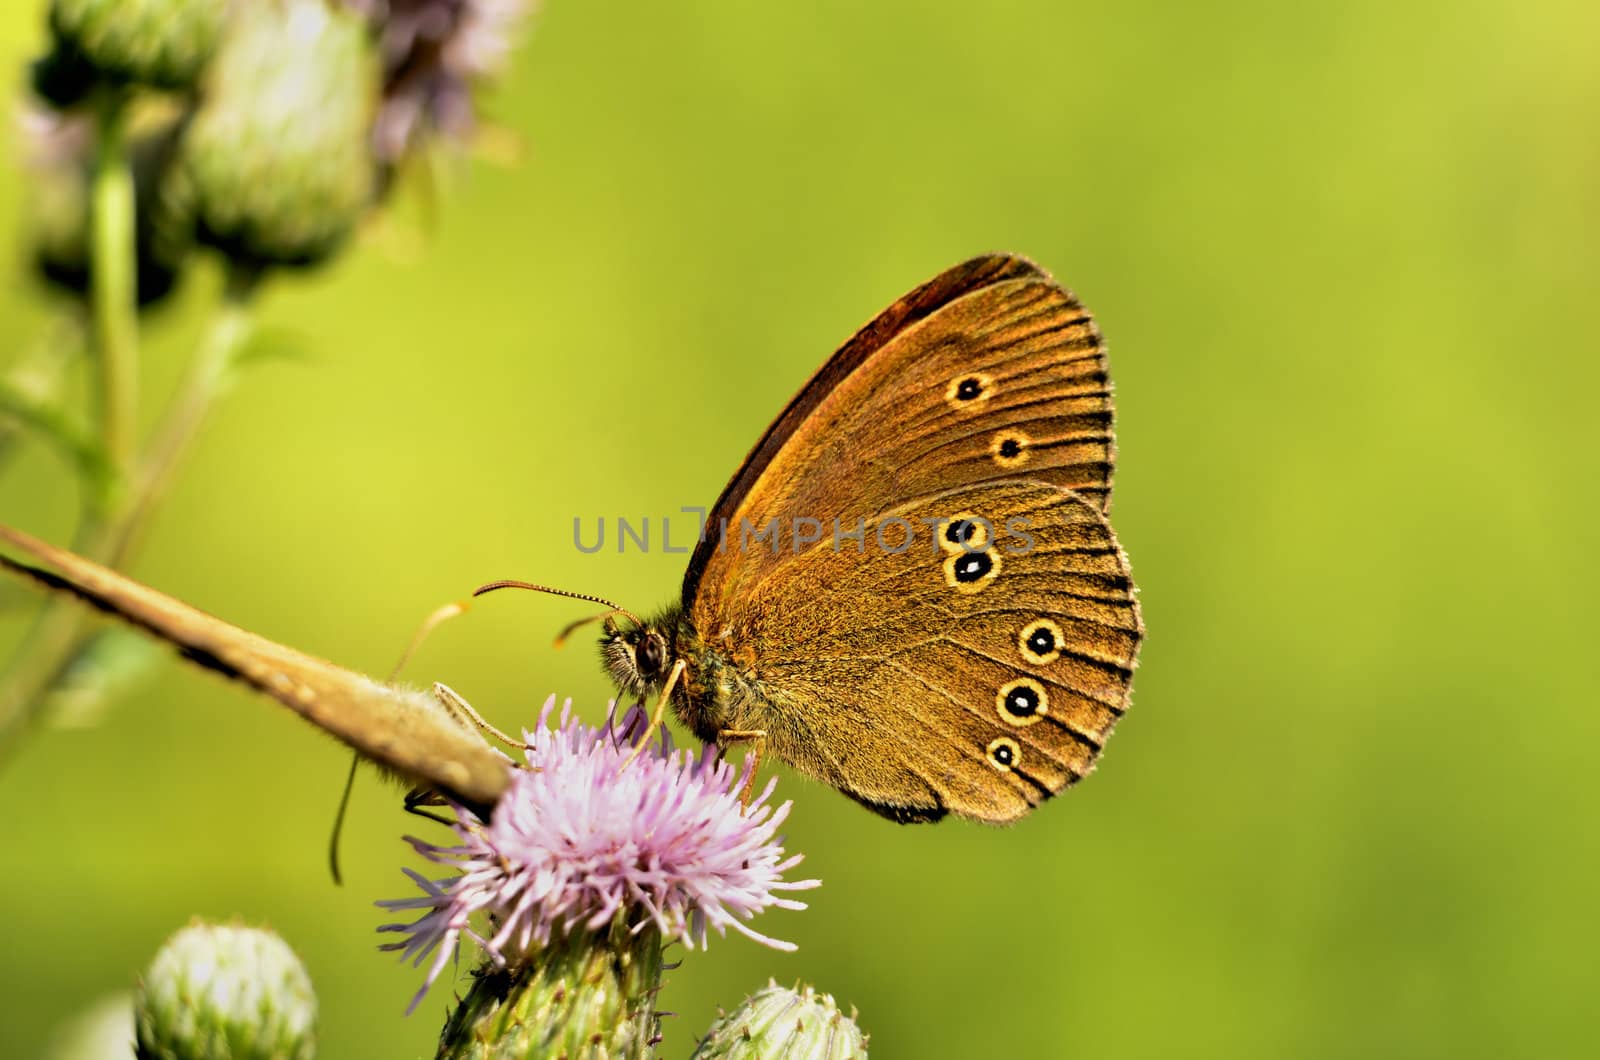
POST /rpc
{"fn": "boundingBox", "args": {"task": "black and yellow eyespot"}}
[938,511,992,553]
[945,372,993,408]
[943,547,1001,593]
[996,678,1049,726]
[986,736,1021,772]
[1018,619,1065,665]
[990,430,1032,468]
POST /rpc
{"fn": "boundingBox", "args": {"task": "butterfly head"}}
[600,612,676,697]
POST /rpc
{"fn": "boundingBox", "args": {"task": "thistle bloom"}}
[344,0,533,161]
[378,697,818,1012]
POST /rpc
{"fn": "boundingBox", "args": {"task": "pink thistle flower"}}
[343,0,533,161]
[377,697,818,1013]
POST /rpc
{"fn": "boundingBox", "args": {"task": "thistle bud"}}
[29,37,100,109]
[135,921,317,1060]
[21,104,187,306]
[48,0,229,91]
[170,0,377,268]
[43,993,135,1060]
[691,982,869,1059]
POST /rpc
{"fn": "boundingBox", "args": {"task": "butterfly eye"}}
[943,548,1001,593]
[986,736,1021,772]
[990,430,1031,468]
[637,634,666,677]
[996,678,1049,726]
[945,372,993,407]
[953,554,989,580]
[938,513,991,554]
[1018,619,1065,665]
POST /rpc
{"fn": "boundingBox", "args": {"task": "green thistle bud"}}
[135,921,317,1060]
[691,982,869,1060]
[170,0,377,268]
[43,992,135,1060]
[436,920,663,1060]
[30,37,100,109]
[23,105,188,307]
[48,0,229,91]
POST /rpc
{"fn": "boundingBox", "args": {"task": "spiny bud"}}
[170,0,376,268]
[22,104,188,307]
[135,921,317,1060]
[43,993,135,1060]
[29,38,99,109]
[691,982,869,1059]
[48,0,229,91]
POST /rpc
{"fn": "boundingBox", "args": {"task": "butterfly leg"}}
[401,786,459,827]
[716,729,768,810]
[618,658,687,771]
[431,682,530,756]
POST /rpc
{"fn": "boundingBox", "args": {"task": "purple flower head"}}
[15,100,91,172]
[377,697,819,1012]
[343,0,533,161]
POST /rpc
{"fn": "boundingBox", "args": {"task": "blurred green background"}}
[3,1,1597,1057]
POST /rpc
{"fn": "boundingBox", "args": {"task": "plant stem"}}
[88,88,138,511]
[0,268,262,761]
[110,265,262,561]
[0,376,107,491]
[0,313,86,478]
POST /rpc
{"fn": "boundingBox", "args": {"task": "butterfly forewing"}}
[685,254,1116,615]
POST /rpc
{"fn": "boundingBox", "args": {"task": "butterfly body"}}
[600,253,1143,825]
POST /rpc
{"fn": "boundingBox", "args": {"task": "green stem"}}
[0,377,108,491]
[88,88,139,510]
[109,265,262,561]
[0,269,262,761]
[0,312,87,479]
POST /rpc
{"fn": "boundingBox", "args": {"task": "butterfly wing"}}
[0,523,510,813]
[712,481,1140,823]
[679,255,1135,821]
[684,253,1116,613]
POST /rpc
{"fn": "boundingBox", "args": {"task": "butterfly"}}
[588,254,1143,824]
[0,522,512,818]
[0,254,1142,828]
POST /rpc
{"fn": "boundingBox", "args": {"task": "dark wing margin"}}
[683,253,1050,605]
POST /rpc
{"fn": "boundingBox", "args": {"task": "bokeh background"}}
[3,1,1598,1057]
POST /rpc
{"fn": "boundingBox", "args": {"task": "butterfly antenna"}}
[330,581,637,882]
[473,581,644,632]
[553,612,605,649]
[329,597,471,886]
[389,600,472,681]
[328,754,359,886]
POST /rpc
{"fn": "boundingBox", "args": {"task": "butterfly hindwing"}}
[708,481,1141,823]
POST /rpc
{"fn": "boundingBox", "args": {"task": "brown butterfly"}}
[590,253,1143,824]
[0,523,512,817]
